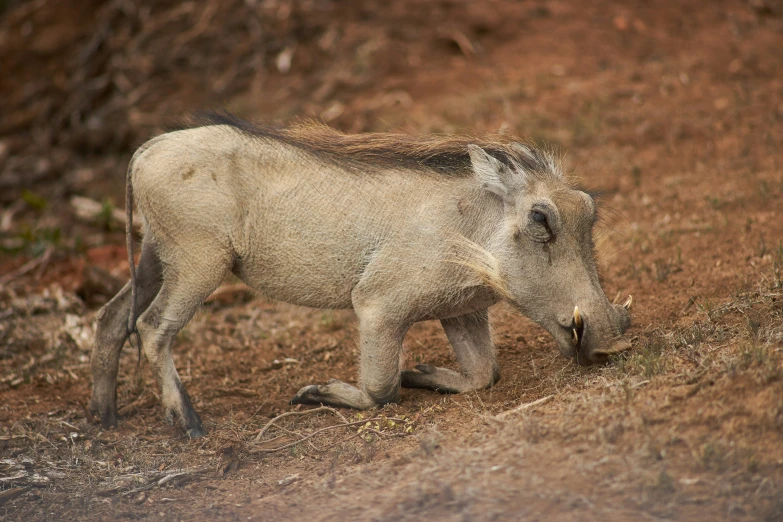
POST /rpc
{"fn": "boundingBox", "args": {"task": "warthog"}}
[89,113,632,437]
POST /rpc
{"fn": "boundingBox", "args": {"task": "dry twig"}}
[253,406,346,443]
[250,406,414,453]
[249,416,410,454]
[0,246,54,287]
[117,394,157,417]
[494,395,555,419]
[0,486,30,507]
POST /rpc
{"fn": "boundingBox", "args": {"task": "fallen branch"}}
[215,387,258,398]
[117,395,157,417]
[494,395,554,419]
[0,246,54,287]
[157,467,208,487]
[109,466,210,498]
[0,486,30,507]
[0,472,28,484]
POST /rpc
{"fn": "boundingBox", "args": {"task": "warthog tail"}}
[126,150,142,363]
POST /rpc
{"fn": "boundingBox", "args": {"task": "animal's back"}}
[130,124,474,309]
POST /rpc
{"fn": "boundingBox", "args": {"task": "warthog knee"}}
[94,304,109,325]
[468,365,500,390]
[366,383,399,406]
[94,302,127,342]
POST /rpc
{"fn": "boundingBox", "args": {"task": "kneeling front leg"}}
[291,306,406,409]
[402,309,499,393]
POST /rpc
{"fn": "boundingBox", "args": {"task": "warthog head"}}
[465,143,632,365]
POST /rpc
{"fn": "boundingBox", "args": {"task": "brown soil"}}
[1,1,783,520]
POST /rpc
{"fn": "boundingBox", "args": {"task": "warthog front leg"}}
[401,309,499,393]
[90,244,162,428]
[291,304,407,409]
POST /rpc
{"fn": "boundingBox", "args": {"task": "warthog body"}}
[90,113,632,437]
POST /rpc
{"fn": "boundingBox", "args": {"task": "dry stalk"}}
[494,394,554,419]
[250,408,413,454]
[249,417,407,454]
[253,406,347,443]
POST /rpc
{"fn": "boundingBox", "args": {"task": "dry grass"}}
[2,241,782,521]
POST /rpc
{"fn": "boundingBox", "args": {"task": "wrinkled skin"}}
[89,122,631,438]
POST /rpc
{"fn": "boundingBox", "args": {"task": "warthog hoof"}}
[289,385,322,406]
[164,405,206,438]
[89,400,118,429]
[289,380,379,410]
[186,426,207,439]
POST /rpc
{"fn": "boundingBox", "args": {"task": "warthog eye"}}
[528,209,554,242]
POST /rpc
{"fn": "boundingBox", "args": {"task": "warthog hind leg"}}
[291,299,407,409]
[90,243,163,428]
[137,255,231,438]
[401,309,499,393]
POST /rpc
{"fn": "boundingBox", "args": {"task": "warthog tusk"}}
[571,328,579,346]
[573,306,582,330]
[622,295,633,310]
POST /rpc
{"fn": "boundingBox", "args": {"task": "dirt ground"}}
[2,0,783,520]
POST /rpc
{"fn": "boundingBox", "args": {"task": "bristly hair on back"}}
[173,111,564,178]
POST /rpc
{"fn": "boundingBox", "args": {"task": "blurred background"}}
[1,0,781,261]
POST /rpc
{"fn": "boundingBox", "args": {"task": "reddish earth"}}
[1,1,782,520]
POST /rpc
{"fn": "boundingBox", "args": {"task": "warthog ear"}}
[467,144,519,199]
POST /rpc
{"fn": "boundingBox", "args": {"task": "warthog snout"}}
[566,297,633,366]
[588,338,633,364]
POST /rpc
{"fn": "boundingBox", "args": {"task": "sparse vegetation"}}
[96,199,116,232]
